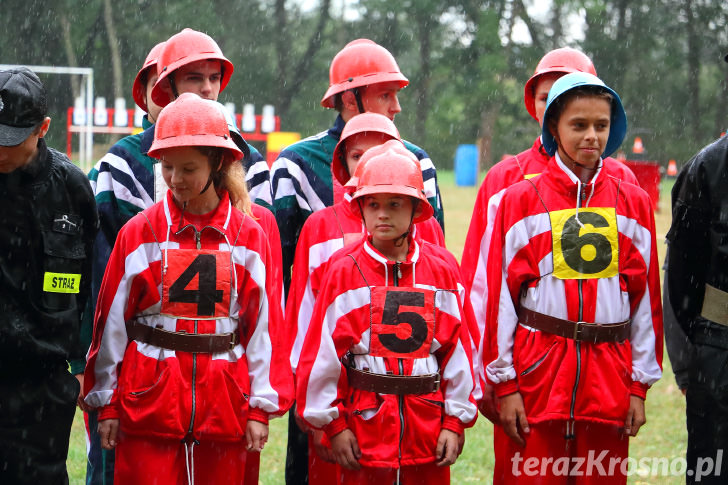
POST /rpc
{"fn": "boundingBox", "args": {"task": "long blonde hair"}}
[198,147,252,216]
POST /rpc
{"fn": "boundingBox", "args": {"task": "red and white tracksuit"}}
[484,155,663,483]
[296,236,477,483]
[84,191,293,484]
[462,137,638,382]
[286,191,447,482]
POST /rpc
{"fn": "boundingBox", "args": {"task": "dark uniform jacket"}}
[668,134,728,348]
[0,139,97,376]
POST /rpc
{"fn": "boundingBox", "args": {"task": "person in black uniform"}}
[0,67,98,484]
[666,53,728,485]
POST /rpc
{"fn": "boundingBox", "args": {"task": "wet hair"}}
[196,146,252,216]
[546,86,614,137]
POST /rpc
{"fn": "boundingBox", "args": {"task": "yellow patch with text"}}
[550,207,618,279]
[43,272,81,293]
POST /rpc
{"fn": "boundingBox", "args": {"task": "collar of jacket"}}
[140,123,156,155]
[18,137,49,180]
[362,235,420,268]
[541,152,607,201]
[328,114,346,141]
[163,189,233,234]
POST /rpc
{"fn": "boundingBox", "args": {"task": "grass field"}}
[67,171,686,484]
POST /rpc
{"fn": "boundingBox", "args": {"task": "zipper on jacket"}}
[187,319,199,438]
[393,262,400,286]
[397,358,405,476]
[519,344,555,377]
[567,185,585,440]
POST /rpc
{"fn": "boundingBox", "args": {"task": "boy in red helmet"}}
[484,73,662,484]
[296,141,476,485]
[287,114,447,483]
[271,39,447,484]
[461,47,638,426]
[84,93,293,484]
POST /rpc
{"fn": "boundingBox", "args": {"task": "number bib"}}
[161,249,232,319]
[368,287,436,359]
[550,207,619,279]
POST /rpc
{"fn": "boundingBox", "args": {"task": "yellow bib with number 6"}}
[550,207,618,279]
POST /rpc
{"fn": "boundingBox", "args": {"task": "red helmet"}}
[321,39,409,109]
[333,113,401,186]
[148,93,243,161]
[523,47,597,120]
[351,140,433,224]
[151,28,234,107]
[132,42,165,112]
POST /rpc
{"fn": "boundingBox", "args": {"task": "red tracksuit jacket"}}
[462,137,638,391]
[287,191,445,375]
[84,191,293,441]
[296,236,477,468]
[484,155,662,426]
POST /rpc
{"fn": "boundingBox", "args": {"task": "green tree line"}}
[1,0,726,170]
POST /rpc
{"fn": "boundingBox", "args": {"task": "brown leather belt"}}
[126,321,239,353]
[347,366,440,395]
[517,307,631,343]
[701,284,728,327]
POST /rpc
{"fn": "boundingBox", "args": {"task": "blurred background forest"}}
[1,0,727,171]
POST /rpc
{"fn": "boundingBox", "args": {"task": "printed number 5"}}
[379,291,427,353]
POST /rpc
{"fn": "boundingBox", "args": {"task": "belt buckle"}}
[229,332,238,350]
[433,374,441,392]
[573,322,585,341]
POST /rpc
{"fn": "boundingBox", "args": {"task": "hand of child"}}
[435,429,460,467]
[74,373,92,412]
[246,420,269,452]
[478,382,500,424]
[623,395,646,437]
[499,391,530,447]
[312,429,336,463]
[331,429,362,470]
[98,418,120,450]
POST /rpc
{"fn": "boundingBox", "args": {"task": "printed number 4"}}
[379,291,427,353]
[169,254,223,316]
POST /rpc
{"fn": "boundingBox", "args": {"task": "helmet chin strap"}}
[352,88,366,114]
[393,203,418,248]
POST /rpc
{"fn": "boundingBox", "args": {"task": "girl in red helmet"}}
[295,141,477,485]
[287,114,447,483]
[84,93,293,484]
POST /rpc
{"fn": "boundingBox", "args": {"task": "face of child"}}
[344,132,394,178]
[172,60,222,101]
[361,193,421,243]
[160,146,216,211]
[553,96,611,171]
[359,82,402,121]
[534,73,561,127]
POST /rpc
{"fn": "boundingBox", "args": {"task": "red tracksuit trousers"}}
[493,420,628,485]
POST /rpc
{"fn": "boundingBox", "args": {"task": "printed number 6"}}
[561,212,612,274]
[378,290,427,353]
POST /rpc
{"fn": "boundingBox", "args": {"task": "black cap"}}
[0,67,47,146]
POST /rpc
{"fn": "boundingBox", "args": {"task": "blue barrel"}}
[454,144,478,186]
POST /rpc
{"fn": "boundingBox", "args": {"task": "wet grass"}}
[66,173,686,484]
